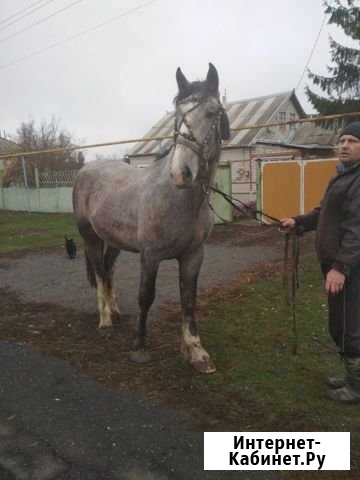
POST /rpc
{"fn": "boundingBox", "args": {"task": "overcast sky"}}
[0,0,353,158]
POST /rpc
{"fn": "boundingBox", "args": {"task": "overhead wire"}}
[0,0,84,45]
[1,111,359,160]
[295,13,327,91]
[0,0,160,71]
[0,0,58,32]
[0,0,47,26]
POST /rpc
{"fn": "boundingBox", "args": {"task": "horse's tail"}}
[85,250,97,288]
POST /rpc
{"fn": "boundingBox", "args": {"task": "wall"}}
[221,147,254,204]
[0,187,73,213]
[254,98,300,145]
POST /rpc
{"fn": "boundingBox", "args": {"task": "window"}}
[278,112,286,122]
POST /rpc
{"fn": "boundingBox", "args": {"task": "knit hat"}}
[339,121,360,140]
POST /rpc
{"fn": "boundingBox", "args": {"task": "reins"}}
[207,184,301,355]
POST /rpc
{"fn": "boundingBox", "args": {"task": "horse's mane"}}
[174,80,217,104]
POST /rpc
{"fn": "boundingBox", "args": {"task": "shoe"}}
[327,357,360,403]
[328,385,360,403]
[326,375,347,389]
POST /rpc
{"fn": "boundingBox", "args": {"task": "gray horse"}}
[73,63,230,373]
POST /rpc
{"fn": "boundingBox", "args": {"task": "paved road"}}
[0,342,276,479]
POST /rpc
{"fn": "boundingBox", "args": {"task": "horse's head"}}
[170,63,230,188]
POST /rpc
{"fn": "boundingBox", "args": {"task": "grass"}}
[193,254,360,477]
[0,210,81,253]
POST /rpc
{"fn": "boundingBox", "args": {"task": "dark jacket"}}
[295,162,360,276]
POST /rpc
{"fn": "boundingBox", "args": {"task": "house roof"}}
[255,121,340,151]
[288,122,339,146]
[129,90,306,157]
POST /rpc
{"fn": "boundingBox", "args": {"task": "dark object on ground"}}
[64,236,76,259]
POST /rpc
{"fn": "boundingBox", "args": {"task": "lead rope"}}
[283,232,300,355]
[207,184,301,354]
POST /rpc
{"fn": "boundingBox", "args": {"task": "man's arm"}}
[293,206,321,233]
[332,185,360,275]
[280,206,321,233]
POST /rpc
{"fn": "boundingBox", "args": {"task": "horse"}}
[72,63,230,373]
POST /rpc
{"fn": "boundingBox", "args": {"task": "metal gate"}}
[257,157,338,222]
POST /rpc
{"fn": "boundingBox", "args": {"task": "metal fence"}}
[38,169,79,187]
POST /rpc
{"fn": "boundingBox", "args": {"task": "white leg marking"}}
[96,274,112,328]
[109,287,121,315]
[181,324,210,364]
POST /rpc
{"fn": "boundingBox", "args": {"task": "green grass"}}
[193,254,360,474]
[0,210,81,253]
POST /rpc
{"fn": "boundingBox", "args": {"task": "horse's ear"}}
[220,111,231,141]
[206,63,219,95]
[176,67,190,95]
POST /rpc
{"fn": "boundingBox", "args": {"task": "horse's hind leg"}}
[130,253,159,364]
[104,245,121,316]
[84,240,112,329]
[178,246,216,373]
[79,221,116,329]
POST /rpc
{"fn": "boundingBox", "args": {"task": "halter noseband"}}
[174,95,225,176]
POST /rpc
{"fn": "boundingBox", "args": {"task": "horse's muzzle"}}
[170,147,199,188]
[171,165,194,188]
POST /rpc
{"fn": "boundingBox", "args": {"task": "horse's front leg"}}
[178,246,216,373]
[129,252,159,364]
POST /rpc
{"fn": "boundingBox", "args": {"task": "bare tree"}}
[2,117,84,187]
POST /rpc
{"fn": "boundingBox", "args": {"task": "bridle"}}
[173,95,225,184]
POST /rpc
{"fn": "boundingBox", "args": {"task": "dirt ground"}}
[0,222,305,430]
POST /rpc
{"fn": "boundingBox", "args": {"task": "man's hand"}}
[280,218,296,231]
[325,269,345,295]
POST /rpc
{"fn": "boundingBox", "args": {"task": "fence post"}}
[34,167,39,189]
[21,156,31,212]
[21,156,28,188]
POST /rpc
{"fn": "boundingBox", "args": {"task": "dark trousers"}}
[322,264,360,357]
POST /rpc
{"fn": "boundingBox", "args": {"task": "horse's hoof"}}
[191,358,216,374]
[98,326,114,338]
[129,350,151,364]
[98,322,113,329]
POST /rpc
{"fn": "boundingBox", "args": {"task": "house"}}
[128,90,306,202]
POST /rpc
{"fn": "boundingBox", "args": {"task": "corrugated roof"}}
[129,90,305,156]
[290,122,338,146]
[256,122,339,150]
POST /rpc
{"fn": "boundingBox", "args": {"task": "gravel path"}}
[0,241,283,318]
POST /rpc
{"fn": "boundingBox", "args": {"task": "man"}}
[281,121,360,403]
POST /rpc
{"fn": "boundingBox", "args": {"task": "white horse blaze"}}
[95,274,113,328]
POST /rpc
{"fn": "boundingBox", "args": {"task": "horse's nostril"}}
[183,165,192,180]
